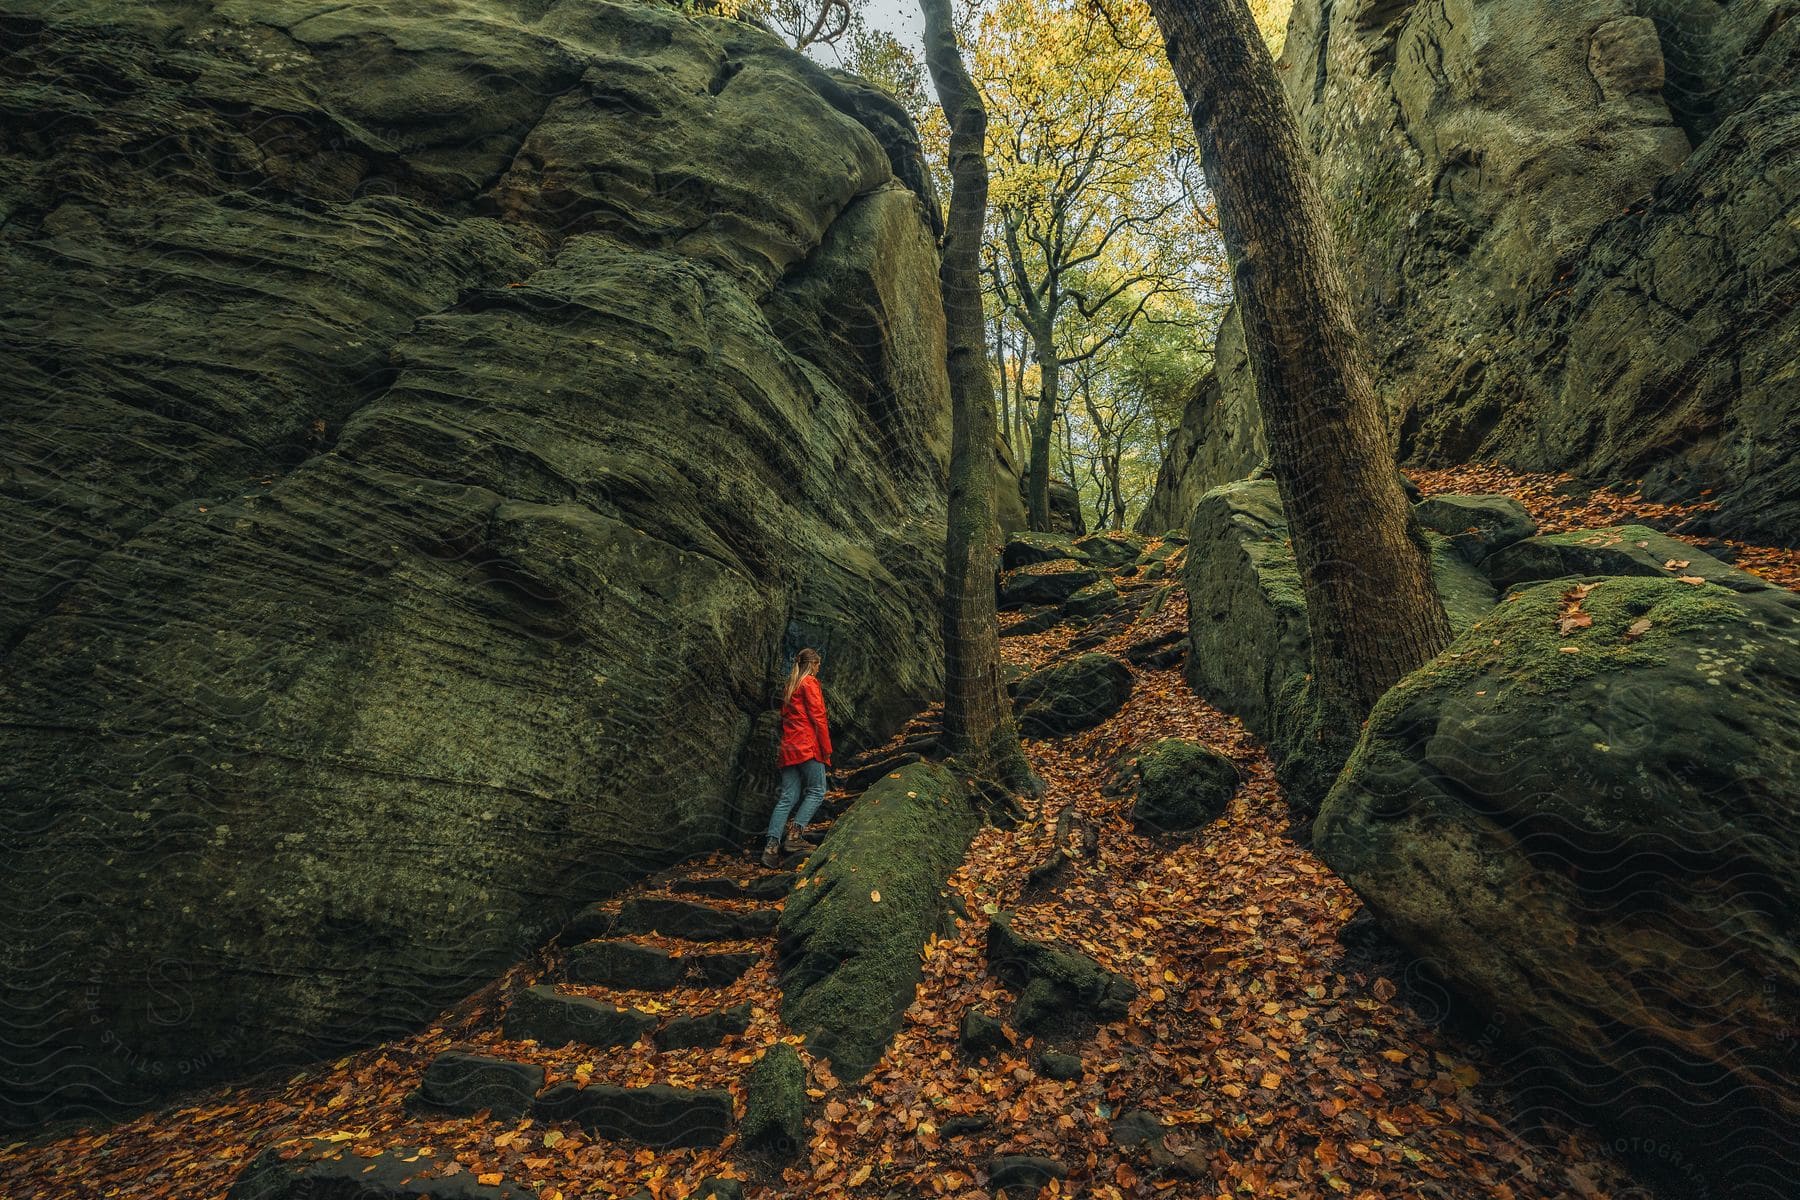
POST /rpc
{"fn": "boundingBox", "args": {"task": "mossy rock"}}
[740,1043,806,1157]
[1127,739,1239,834]
[1061,578,1119,620]
[777,762,976,1079]
[1002,532,1089,570]
[1000,559,1102,608]
[1413,493,1536,562]
[986,912,1136,1033]
[1072,532,1147,567]
[1484,525,1770,594]
[1317,574,1800,1169]
[1012,652,1133,736]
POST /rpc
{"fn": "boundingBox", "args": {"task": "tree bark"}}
[1026,327,1059,531]
[921,0,1038,794]
[1145,0,1450,715]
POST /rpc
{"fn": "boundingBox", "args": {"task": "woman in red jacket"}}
[764,647,833,867]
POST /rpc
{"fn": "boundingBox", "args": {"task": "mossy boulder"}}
[739,1043,806,1157]
[986,912,1136,1034]
[1126,739,1239,834]
[1413,494,1536,562]
[1183,480,1495,806]
[1012,653,1134,736]
[1317,573,1800,1177]
[1000,560,1103,608]
[1002,531,1089,570]
[1061,579,1120,620]
[1072,532,1147,567]
[1484,525,1771,593]
[777,762,976,1079]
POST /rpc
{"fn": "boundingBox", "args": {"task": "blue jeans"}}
[767,759,827,841]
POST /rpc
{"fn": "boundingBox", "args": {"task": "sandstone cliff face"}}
[1142,0,1798,542]
[0,0,949,1126]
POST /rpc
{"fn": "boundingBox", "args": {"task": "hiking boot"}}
[782,826,816,853]
[760,839,782,869]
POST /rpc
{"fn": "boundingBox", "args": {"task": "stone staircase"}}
[228,857,810,1200]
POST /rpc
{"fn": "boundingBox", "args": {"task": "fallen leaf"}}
[870,890,881,903]
[1677,575,1706,585]
[1624,617,1652,640]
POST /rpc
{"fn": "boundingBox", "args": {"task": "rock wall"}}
[1141,0,1799,543]
[0,0,951,1127]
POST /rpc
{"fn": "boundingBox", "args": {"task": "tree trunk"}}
[1145,0,1450,716]
[920,0,1038,794]
[1025,329,1058,531]
[994,316,1011,451]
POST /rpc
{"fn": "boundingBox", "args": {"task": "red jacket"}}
[778,674,833,768]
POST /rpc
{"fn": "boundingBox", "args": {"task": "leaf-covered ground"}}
[12,461,1793,1200]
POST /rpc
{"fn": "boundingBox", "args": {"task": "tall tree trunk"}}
[1026,330,1059,531]
[994,315,1011,451]
[1145,0,1450,717]
[921,0,1037,795]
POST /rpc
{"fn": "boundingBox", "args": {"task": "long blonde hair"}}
[783,647,821,705]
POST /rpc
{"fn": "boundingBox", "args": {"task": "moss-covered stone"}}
[1072,532,1147,567]
[1127,739,1239,834]
[986,913,1136,1034]
[1002,531,1089,570]
[739,1043,806,1157]
[1000,559,1103,608]
[1484,525,1771,593]
[1414,494,1536,563]
[958,1009,1011,1059]
[777,762,976,1079]
[1317,574,1800,1177]
[1061,579,1120,620]
[1012,653,1134,736]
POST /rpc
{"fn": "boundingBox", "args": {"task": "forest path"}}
[18,456,1800,1198]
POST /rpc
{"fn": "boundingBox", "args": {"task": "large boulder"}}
[1141,0,1798,543]
[1317,572,1800,1190]
[1183,480,1496,801]
[1484,524,1772,593]
[1072,532,1147,567]
[1012,653,1134,736]
[999,560,1102,608]
[777,761,976,1080]
[0,0,952,1127]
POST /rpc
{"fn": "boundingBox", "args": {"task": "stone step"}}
[668,871,794,901]
[613,896,780,941]
[228,1144,526,1199]
[656,1001,752,1050]
[406,1049,544,1119]
[565,940,758,991]
[503,984,656,1049]
[533,1081,733,1148]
